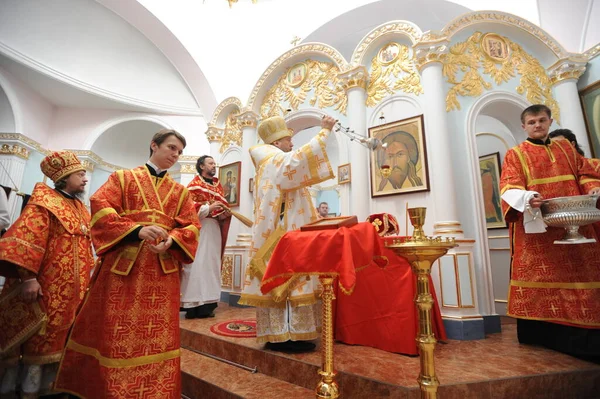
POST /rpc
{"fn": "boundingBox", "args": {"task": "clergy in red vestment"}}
[55,130,200,398]
[500,104,600,359]
[0,151,94,397]
[181,155,231,319]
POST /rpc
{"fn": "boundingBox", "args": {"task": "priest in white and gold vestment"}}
[239,115,337,352]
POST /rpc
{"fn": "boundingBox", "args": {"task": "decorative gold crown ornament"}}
[40,151,85,182]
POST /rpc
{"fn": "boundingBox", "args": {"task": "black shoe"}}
[195,303,218,318]
[184,309,197,319]
[265,340,316,353]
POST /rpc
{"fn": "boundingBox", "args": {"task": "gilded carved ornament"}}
[548,59,587,86]
[248,44,348,109]
[337,65,368,92]
[441,12,566,58]
[414,43,449,71]
[236,108,259,128]
[221,255,233,288]
[583,44,600,61]
[442,31,560,123]
[220,110,243,153]
[179,163,197,174]
[205,126,224,143]
[366,42,423,107]
[351,21,422,65]
[69,150,123,171]
[260,59,347,118]
[0,143,30,159]
[209,97,243,126]
[80,159,95,172]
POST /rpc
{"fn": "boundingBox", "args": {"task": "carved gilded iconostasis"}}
[204,11,599,328]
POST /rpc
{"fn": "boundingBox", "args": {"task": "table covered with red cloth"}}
[260,222,386,296]
[260,223,447,355]
[334,237,447,355]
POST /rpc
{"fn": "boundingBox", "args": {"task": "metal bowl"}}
[540,194,600,244]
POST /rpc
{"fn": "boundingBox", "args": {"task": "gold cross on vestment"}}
[144,320,157,334]
[515,286,525,296]
[113,322,123,336]
[283,166,297,181]
[134,381,151,399]
[148,211,160,224]
[262,229,272,239]
[148,291,159,306]
[549,303,559,315]
[315,155,326,169]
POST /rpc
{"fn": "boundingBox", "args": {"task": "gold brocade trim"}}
[288,293,319,308]
[510,280,600,289]
[109,244,142,276]
[238,294,288,309]
[116,170,125,197]
[507,314,600,327]
[248,226,286,280]
[176,188,188,216]
[580,178,600,185]
[90,207,117,228]
[304,144,319,180]
[131,168,154,212]
[22,352,62,365]
[530,175,575,185]
[66,340,180,368]
[161,181,176,208]
[513,147,531,185]
[256,331,319,344]
[171,227,198,263]
[95,225,140,254]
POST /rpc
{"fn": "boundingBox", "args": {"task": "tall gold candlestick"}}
[316,276,339,399]
[386,207,456,399]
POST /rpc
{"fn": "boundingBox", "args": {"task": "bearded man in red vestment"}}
[55,130,200,398]
[0,151,94,397]
[500,104,600,360]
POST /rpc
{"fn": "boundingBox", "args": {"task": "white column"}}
[338,66,370,221]
[414,40,484,330]
[0,143,29,223]
[549,59,590,153]
[415,43,463,239]
[205,126,224,160]
[236,109,259,230]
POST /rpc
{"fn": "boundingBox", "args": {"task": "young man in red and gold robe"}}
[0,151,94,397]
[55,130,200,398]
[500,104,600,359]
[181,155,231,319]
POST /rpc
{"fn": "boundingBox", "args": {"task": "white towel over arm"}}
[501,189,547,233]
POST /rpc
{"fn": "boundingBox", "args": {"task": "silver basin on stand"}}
[540,194,600,244]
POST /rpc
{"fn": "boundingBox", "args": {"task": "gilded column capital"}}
[178,156,200,175]
[549,57,587,86]
[337,65,369,92]
[205,126,224,143]
[0,143,30,159]
[413,37,450,71]
[236,108,259,128]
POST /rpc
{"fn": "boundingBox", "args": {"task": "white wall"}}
[0,85,15,132]
[0,0,198,110]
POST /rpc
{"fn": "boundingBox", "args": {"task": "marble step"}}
[181,348,314,399]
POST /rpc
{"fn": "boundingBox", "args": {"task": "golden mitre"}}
[257,116,291,144]
[40,151,85,182]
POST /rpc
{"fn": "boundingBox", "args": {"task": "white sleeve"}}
[501,189,547,233]
[0,190,10,230]
[198,203,210,219]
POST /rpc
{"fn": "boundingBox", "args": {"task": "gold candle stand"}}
[386,207,456,399]
[316,276,339,399]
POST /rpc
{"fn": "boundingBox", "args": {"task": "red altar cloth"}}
[261,222,386,295]
[334,237,447,355]
[261,224,447,356]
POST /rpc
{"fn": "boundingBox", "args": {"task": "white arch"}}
[85,115,173,150]
[0,69,23,133]
[219,145,243,165]
[465,91,529,314]
[367,94,422,127]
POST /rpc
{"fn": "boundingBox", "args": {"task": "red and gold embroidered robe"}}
[0,183,93,365]
[500,140,600,327]
[187,175,231,256]
[55,166,199,399]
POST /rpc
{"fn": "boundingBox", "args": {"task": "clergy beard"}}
[68,189,85,200]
